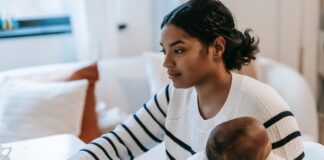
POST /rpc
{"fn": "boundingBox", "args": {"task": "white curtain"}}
[70,0,119,61]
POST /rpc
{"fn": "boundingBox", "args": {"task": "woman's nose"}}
[163,53,174,68]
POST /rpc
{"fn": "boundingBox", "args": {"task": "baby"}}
[188,117,283,160]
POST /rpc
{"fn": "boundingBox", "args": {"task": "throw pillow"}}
[66,63,100,143]
[0,62,100,143]
[0,78,88,143]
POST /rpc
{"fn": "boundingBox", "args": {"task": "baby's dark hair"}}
[206,126,250,160]
[161,0,259,70]
[205,117,270,160]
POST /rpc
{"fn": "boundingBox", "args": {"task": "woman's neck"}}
[195,70,232,120]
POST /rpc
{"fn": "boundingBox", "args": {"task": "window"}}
[0,0,72,38]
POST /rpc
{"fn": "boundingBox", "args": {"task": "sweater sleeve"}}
[254,85,305,160]
[69,84,172,160]
[238,76,304,160]
[263,110,304,160]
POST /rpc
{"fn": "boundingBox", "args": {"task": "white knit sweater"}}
[70,73,304,160]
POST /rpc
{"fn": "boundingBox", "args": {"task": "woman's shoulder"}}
[233,72,272,92]
[234,73,286,104]
[233,73,291,119]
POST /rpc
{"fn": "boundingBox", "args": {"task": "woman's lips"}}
[167,70,181,79]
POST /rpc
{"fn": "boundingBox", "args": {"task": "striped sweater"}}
[70,73,304,160]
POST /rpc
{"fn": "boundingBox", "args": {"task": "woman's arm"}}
[242,80,305,160]
[264,110,304,160]
[69,84,172,160]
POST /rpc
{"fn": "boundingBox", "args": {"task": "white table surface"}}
[2,134,166,160]
[2,134,85,160]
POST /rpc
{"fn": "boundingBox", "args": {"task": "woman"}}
[71,0,304,159]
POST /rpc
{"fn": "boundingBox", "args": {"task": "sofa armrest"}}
[303,141,324,159]
[257,57,319,142]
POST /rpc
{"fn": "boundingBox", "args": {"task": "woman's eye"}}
[160,49,166,55]
[174,49,184,54]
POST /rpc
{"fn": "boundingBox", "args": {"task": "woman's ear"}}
[212,36,226,58]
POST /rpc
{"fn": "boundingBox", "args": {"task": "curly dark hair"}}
[161,0,259,70]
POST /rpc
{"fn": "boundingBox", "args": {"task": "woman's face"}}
[160,24,216,88]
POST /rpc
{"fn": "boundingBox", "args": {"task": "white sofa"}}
[0,54,322,159]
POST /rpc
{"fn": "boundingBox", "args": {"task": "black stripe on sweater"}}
[101,136,120,158]
[165,84,170,104]
[154,94,166,117]
[143,104,164,131]
[80,149,99,160]
[295,151,305,160]
[166,150,176,160]
[143,103,196,155]
[164,130,196,155]
[90,142,113,160]
[121,123,149,152]
[272,131,301,149]
[263,111,294,128]
[110,131,134,159]
[295,152,305,160]
[133,114,163,143]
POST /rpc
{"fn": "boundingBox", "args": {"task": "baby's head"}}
[206,117,271,160]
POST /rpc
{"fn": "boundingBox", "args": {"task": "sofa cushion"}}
[96,57,151,114]
[143,52,170,96]
[0,62,100,143]
[0,78,88,143]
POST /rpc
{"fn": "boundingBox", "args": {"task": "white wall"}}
[113,0,180,56]
[0,0,76,71]
[0,35,75,71]
[152,0,181,52]
[223,0,319,95]
[70,0,120,61]
[0,0,67,18]
[116,0,154,57]
[302,0,320,96]
[222,0,280,60]
[223,0,303,69]
[70,0,154,60]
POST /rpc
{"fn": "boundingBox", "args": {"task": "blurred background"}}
[0,0,323,118]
